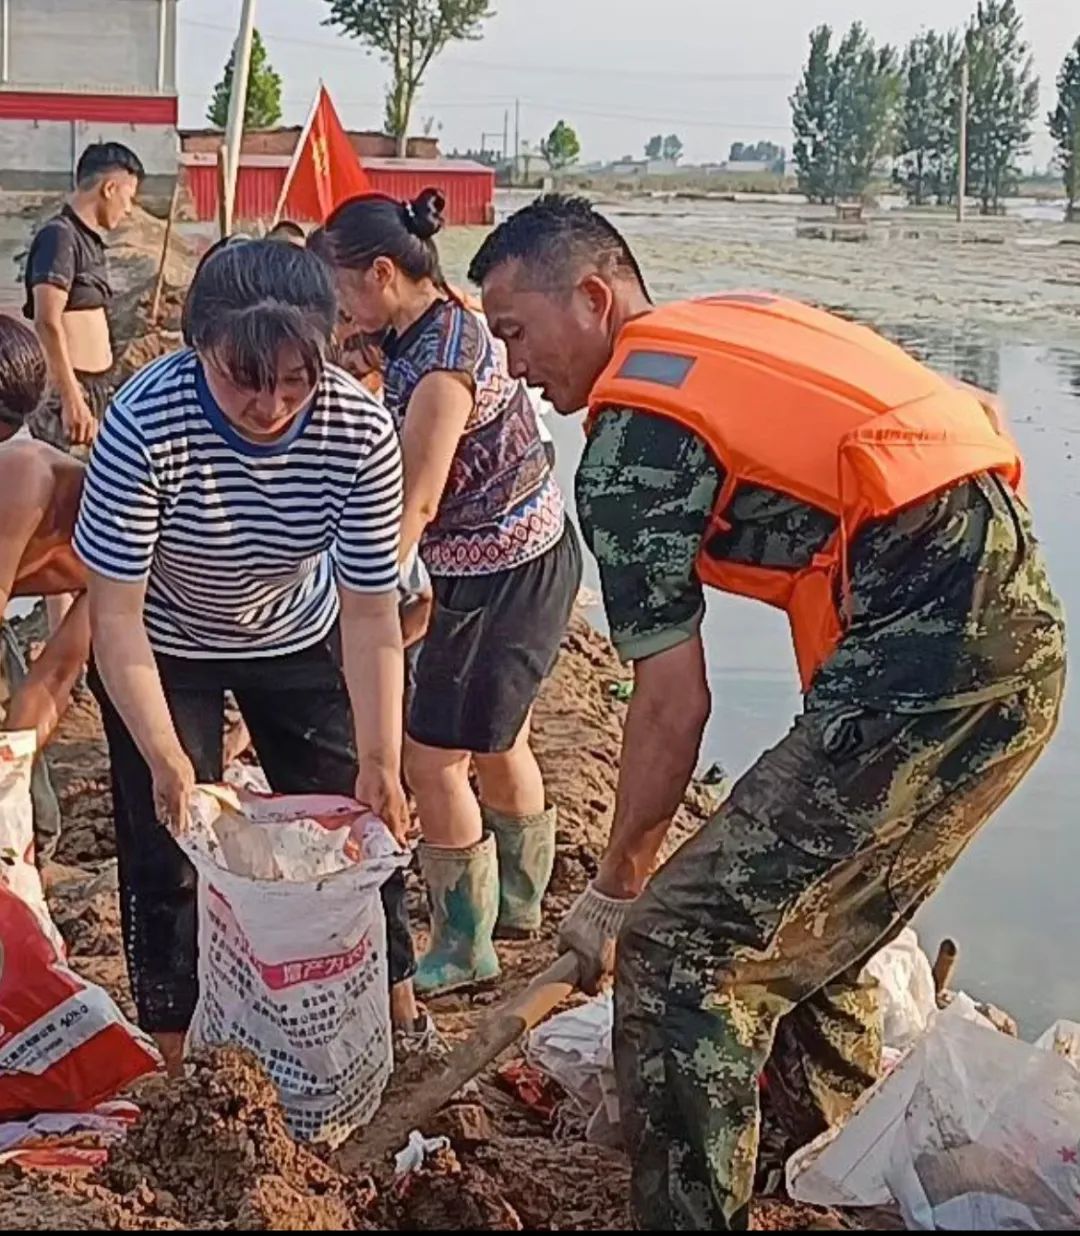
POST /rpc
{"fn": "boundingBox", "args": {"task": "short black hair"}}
[0,314,47,427]
[76,142,145,190]
[268,220,307,242]
[468,194,647,294]
[183,239,336,392]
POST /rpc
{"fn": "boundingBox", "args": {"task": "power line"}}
[178,16,794,84]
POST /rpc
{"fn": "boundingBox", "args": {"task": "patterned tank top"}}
[382,298,565,577]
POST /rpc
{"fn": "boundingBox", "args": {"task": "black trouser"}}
[89,629,416,1034]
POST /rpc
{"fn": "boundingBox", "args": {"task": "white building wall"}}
[2,0,178,94]
[0,118,176,180]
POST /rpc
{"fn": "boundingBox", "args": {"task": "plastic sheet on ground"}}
[864,928,938,1059]
[0,1100,139,1169]
[787,999,1080,1230]
[527,993,618,1142]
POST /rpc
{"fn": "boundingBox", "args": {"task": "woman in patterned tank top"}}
[319,191,582,998]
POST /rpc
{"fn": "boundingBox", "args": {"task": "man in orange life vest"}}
[469,197,1066,1230]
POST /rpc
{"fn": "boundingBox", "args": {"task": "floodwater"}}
[448,195,1080,1036]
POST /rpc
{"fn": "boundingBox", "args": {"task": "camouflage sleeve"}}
[575,408,723,664]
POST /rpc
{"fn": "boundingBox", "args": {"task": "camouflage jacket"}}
[576,409,1065,712]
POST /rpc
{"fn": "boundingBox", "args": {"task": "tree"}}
[645,134,663,159]
[662,134,684,163]
[791,26,838,202]
[828,24,902,201]
[324,0,494,157]
[541,120,580,170]
[1049,36,1080,221]
[964,0,1040,214]
[790,23,901,203]
[896,30,962,205]
[728,140,785,171]
[207,29,282,130]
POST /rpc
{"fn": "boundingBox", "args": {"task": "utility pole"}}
[223,0,258,236]
[956,50,969,224]
[514,98,520,186]
[503,109,509,164]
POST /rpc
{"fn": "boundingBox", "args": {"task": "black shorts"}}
[408,522,582,753]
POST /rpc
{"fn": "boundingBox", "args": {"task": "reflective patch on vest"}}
[616,350,695,387]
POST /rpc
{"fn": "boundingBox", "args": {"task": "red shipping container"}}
[181,155,494,228]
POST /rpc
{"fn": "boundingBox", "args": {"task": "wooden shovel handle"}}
[336,952,581,1171]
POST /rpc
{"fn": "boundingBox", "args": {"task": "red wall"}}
[0,91,177,124]
[183,160,495,227]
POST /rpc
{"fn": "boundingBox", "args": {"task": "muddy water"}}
[487,201,1080,1037]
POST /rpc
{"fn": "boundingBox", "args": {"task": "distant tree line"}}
[790,1,1077,215]
[644,134,684,163]
[727,141,786,173]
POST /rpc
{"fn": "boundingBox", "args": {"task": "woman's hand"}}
[150,748,196,835]
[355,757,410,846]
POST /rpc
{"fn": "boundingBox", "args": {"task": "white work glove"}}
[558,882,636,994]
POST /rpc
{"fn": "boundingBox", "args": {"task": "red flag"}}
[276,86,371,223]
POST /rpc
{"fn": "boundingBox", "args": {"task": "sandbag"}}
[181,785,409,1148]
[0,730,160,1120]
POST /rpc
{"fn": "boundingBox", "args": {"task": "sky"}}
[177,1,1073,169]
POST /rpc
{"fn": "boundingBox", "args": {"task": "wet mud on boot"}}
[414,834,501,997]
[485,804,557,940]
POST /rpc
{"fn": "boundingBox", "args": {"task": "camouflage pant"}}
[27,371,113,460]
[0,621,63,860]
[615,669,1064,1230]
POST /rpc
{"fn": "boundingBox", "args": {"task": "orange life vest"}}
[586,294,1023,691]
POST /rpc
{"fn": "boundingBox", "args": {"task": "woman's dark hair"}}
[320,188,447,283]
[182,239,336,392]
[0,314,47,427]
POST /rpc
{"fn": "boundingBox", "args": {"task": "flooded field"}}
[448,194,1080,1036]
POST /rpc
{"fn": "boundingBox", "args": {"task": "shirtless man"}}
[0,317,90,731]
[0,317,92,859]
[24,141,144,454]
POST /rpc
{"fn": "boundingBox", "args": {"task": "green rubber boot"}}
[484,804,557,940]
[414,834,501,997]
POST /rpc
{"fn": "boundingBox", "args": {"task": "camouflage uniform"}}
[576,408,1066,1231]
[28,372,113,461]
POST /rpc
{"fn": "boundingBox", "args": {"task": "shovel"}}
[335,951,581,1172]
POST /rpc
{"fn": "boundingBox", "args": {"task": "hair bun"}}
[403,188,446,240]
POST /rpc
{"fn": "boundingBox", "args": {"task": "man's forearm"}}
[596,654,711,898]
[36,319,81,400]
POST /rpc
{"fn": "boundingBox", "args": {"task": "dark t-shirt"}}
[576,409,1065,713]
[23,205,110,319]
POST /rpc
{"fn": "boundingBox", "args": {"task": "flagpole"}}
[223,0,258,235]
[271,81,323,227]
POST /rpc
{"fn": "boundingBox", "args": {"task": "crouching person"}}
[71,239,429,1072]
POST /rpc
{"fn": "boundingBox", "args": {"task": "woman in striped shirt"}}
[317,192,582,998]
[74,240,425,1072]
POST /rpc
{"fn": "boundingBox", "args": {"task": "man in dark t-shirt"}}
[24,142,144,456]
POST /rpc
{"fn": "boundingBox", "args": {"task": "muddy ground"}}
[0,611,851,1231]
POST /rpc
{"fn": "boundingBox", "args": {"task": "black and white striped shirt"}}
[74,349,402,659]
